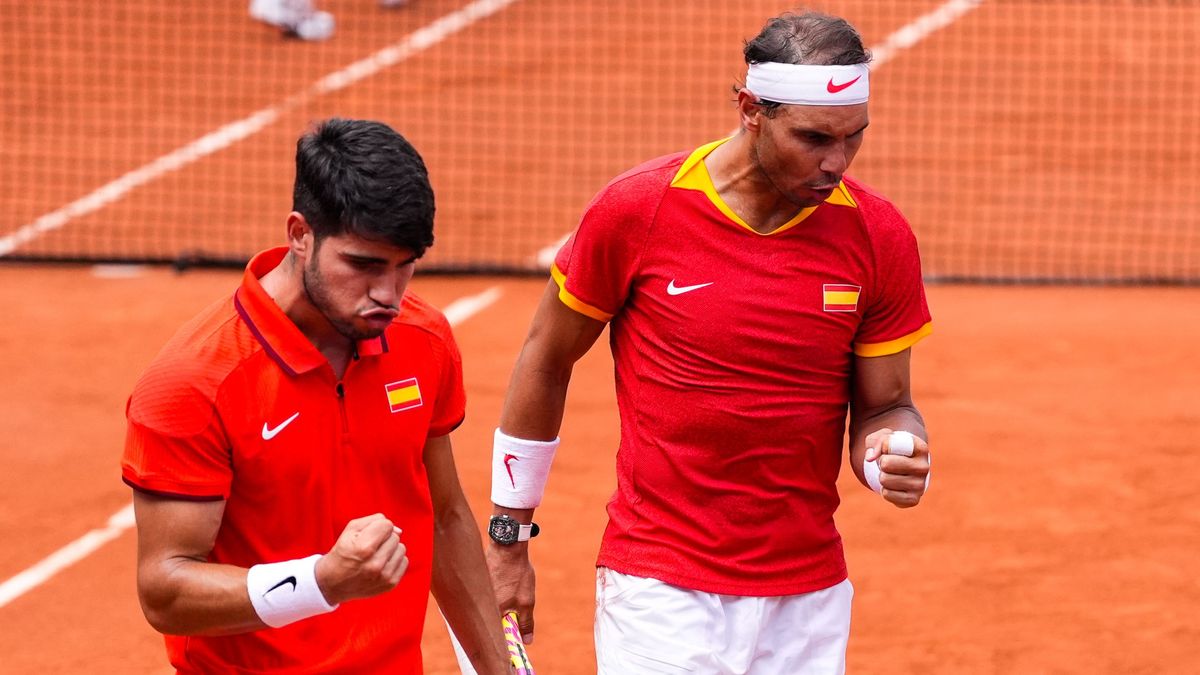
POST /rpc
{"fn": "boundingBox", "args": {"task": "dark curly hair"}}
[293,118,435,257]
[741,11,872,116]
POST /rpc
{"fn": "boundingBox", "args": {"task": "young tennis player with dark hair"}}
[123,118,512,674]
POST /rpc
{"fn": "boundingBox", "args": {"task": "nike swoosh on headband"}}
[827,75,862,93]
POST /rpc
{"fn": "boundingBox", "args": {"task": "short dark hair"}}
[741,10,872,116]
[293,118,435,257]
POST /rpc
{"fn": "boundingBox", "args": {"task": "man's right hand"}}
[486,543,536,644]
[315,513,408,606]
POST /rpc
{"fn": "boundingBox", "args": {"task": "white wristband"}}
[491,428,558,509]
[246,554,338,628]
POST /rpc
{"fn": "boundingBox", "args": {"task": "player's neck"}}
[260,257,355,376]
[705,136,806,234]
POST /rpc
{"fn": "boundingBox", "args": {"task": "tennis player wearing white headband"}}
[745,61,870,106]
[484,10,933,675]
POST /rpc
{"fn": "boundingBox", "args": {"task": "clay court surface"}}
[0,269,1197,673]
[2,0,1199,673]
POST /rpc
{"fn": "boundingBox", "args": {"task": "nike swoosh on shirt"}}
[262,412,300,440]
[265,576,297,595]
[666,280,714,296]
[827,75,862,93]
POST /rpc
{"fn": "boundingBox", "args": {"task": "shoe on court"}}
[249,0,335,41]
[379,0,411,7]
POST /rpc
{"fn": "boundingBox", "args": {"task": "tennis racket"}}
[448,610,535,675]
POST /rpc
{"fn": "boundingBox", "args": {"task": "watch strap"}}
[516,522,540,542]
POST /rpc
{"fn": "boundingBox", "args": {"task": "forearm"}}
[492,349,569,520]
[432,504,509,674]
[138,559,264,636]
[848,349,929,488]
[498,349,572,442]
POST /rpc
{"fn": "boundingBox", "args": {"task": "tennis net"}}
[2,0,1196,283]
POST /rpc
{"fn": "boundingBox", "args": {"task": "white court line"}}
[530,0,986,268]
[869,0,984,67]
[534,233,570,270]
[0,0,523,257]
[442,286,504,325]
[0,285,503,609]
[0,504,135,608]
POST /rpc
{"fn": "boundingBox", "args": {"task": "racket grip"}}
[448,611,535,674]
[502,611,535,675]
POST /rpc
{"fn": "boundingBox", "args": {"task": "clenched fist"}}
[864,429,931,508]
[315,513,408,605]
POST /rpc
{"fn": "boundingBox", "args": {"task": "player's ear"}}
[285,212,315,260]
[737,88,764,132]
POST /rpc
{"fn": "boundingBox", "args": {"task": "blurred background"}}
[4,0,1197,281]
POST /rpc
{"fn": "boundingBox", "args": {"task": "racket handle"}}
[502,611,535,675]
[448,611,535,675]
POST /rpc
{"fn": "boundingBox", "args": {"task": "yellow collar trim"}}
[670,138,857,236]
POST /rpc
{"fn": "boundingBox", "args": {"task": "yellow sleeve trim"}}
[854,322,933,357]
[550,264,614,322]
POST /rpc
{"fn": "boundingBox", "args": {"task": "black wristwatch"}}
[488,514,540,545]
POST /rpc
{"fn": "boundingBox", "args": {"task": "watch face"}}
[489,516,520,544]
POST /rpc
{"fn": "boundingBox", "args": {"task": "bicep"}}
[131,491,268,635]
[133,490,226,618]
[522,280,607,371]
[499,281,607,438]
[851,348,913,416]
[133,491,225,570]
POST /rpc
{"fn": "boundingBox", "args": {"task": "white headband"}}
[744,62,870,106]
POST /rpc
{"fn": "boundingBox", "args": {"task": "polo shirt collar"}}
[233,247,388,376]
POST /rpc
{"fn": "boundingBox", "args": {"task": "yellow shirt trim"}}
[550,264,613,322]
[670,138,857,236]
[854,322,933,358]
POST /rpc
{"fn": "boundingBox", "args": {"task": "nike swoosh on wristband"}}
[262,412,300,440]
[265,576,298,595]
[667,280,714,296]
[827,75,862,93]
[504,453,519,488]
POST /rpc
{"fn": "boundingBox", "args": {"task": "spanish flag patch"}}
[823,284,861,312]
[385,378,423,413]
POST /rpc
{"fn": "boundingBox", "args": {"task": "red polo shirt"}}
[553,139,932,596]
[123,247,466,673]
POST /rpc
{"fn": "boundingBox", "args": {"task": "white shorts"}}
[594,568,852,675]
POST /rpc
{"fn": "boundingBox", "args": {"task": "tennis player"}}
[122,118,511,674]
[485,10,933,673]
